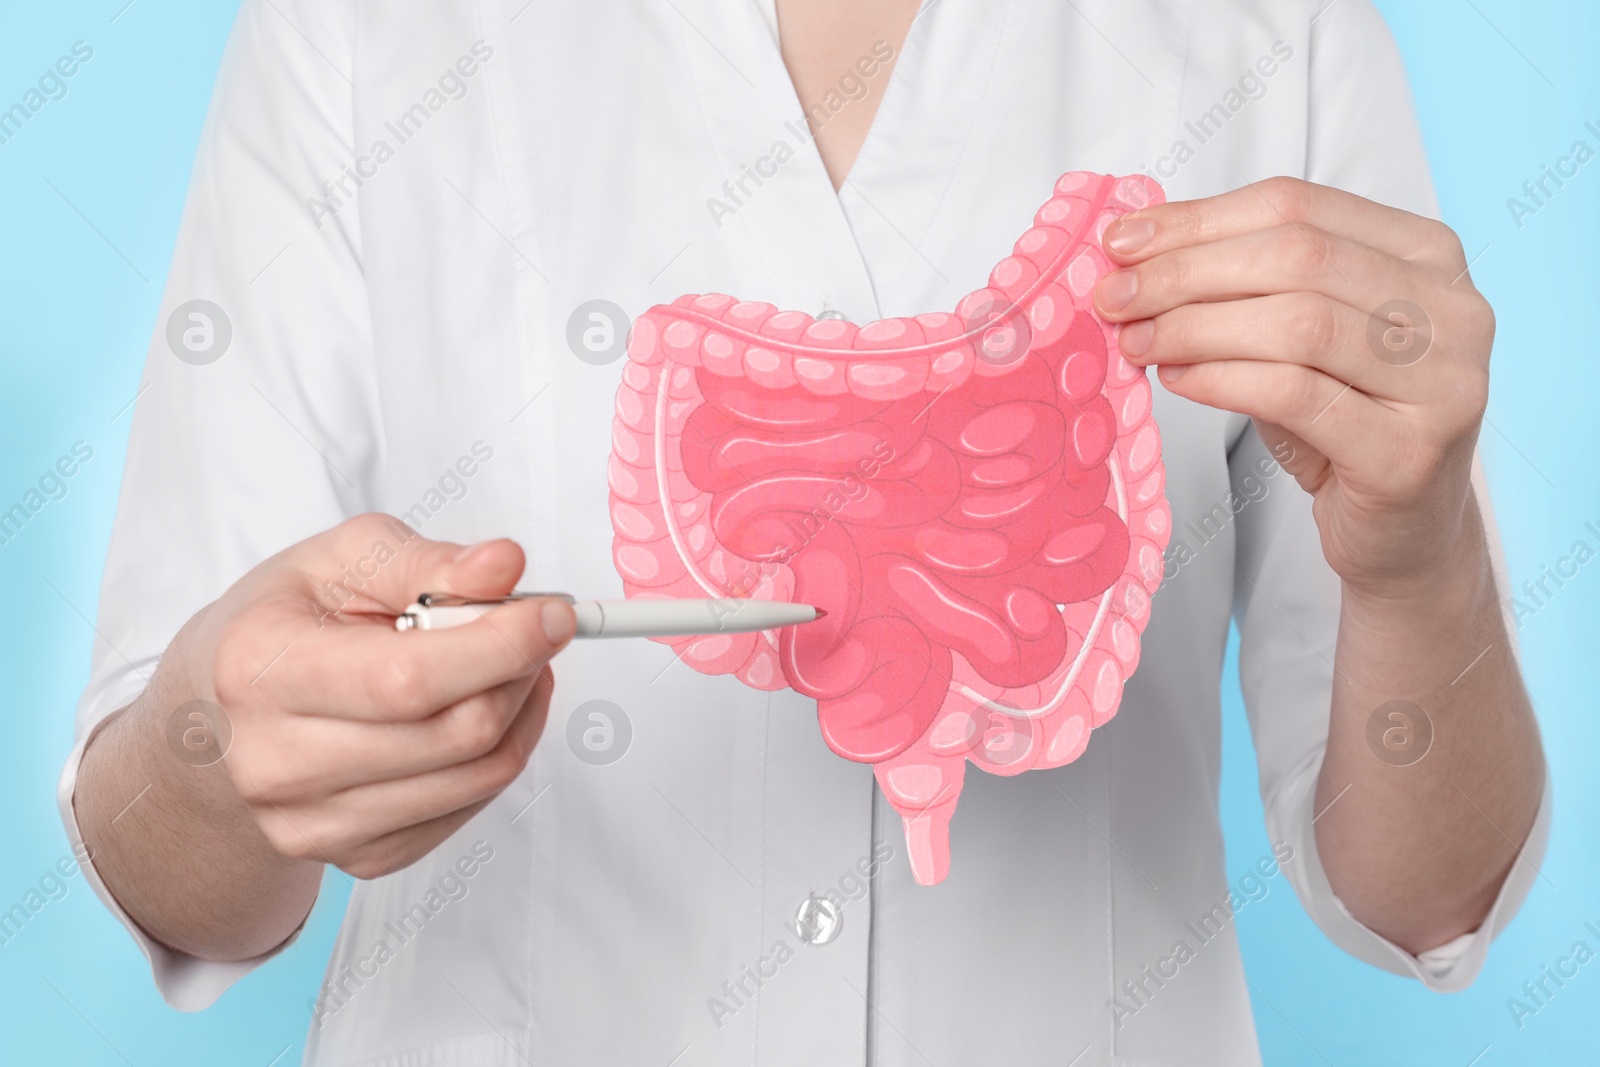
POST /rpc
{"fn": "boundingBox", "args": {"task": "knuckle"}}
[485,732,534,792]
[1165,202,1204,243]
[344,512,397,541]
[363,655,426,716]
[338,857,380,881]
[238,757,308,805]
[1423,218,1465,262]
[211,613,266,707]
[256,814,318,861]
[324,513,407,575]
[1455,367,1491,416]
[1262,176,1313,221]
[1158,253,1193,299]
[1466,293,1497,345]
[448,697,508,760]
[1284,295,1339,357]
[339,848,404,882]
[1275,224,1333,279]
[1277,368,1325,419]
[226,750,275,799]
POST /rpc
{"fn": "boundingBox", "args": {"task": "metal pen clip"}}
[415,591,575,608]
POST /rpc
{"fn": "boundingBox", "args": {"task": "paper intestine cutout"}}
[607,172,1171,884]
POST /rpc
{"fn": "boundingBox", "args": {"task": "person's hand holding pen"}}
[74,514,577,963]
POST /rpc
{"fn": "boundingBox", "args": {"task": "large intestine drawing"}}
[607,172,1171,884]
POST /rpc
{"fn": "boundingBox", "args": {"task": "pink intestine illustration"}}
[607,172,1171,884]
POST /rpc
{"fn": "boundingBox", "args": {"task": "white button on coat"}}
[57,1,1548,1065]
[794,894,843,946]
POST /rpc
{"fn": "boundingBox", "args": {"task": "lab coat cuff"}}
[1276,757,1551,993]
[56,679,310,1012]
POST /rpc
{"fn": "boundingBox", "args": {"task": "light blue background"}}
[0,2,1594,1063]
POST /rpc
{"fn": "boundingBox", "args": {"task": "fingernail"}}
[1106,217,1156,256]
[541,599,577,644]
[1098,271,1138,312]
[1118,320,1155,359]
[452,539,494,563]
[1158,364,1187,384]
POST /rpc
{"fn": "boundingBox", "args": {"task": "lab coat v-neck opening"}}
[832,0,1013,291]
[671,14,864,317]
[688,0,880,318]
[676,0,1006,324]
[744,0,906,213]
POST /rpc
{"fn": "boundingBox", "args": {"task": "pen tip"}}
[812,607,828,619]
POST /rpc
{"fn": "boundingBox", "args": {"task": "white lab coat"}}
[58,1,1549,1064]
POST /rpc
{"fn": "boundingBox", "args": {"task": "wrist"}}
[1340,495,1491,614]
[1345,539,1489,617]
[1335,515,1499,697]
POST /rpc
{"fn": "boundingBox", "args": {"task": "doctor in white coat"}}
[62,1,1547,1064]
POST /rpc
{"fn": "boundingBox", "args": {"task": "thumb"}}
[305,515,527,613]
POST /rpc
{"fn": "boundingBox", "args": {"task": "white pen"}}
[394,592,825,638]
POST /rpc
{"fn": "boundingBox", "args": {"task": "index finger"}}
[259,597,575,721]
[1103,176,1462,271]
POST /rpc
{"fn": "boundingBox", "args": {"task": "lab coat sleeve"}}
[1234,0,1549,992]
[55,0,375,1011]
